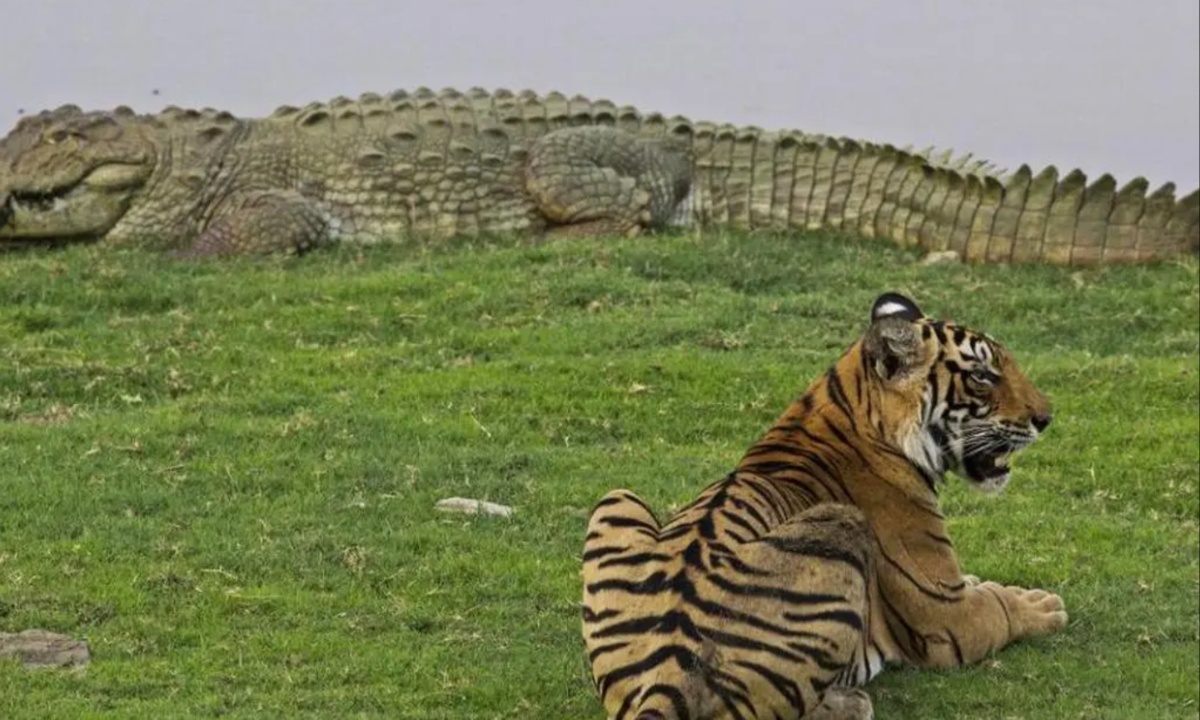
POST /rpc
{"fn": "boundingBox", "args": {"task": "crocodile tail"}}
[847,154,1200,265]
[948,168,1200,264]
[697,125,1198,265]
[869,161,1200,265]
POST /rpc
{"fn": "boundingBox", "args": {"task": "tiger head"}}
[861,292,1052,493]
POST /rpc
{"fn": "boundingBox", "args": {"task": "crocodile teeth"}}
[11,193,61,212]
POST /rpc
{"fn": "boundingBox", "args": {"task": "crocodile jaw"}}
[0,163,149,242]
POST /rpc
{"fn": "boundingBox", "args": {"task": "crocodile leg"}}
[525,126,691,238]
[179,189,331,257]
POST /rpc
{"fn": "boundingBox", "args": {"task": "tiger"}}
[580,291,1068,720]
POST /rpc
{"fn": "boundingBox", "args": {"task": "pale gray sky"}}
[3,0,1197,188]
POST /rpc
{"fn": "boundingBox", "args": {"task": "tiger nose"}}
[1031,413,1053,433]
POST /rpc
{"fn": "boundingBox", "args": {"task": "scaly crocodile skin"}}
[1,87,1196,264]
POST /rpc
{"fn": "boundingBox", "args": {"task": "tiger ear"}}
[865,292,927,381]
[864,316,926,383]
[870,292,924,323]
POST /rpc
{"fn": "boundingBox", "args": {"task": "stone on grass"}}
[435,497,514,518]
[0,629,90,669]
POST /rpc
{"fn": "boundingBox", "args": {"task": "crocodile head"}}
[0,105,157,244]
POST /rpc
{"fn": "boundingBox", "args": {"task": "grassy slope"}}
[0,231,1196,719]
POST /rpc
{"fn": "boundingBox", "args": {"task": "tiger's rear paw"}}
[807,687,873,720]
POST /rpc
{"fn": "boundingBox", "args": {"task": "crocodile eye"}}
[43,129,82,145]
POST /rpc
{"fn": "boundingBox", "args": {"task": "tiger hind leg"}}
[713,502,876,719]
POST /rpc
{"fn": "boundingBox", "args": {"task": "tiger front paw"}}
[980,581,1068,639]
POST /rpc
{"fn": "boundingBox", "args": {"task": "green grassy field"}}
[0,231,1196,719]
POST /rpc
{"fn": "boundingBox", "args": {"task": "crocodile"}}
[1,86,1196,264]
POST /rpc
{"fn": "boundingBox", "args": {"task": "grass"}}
[0,230,1196,719]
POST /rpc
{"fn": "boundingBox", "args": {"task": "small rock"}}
[920,250,962,265]
[0,629,90,669]
[435,497,514,518]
